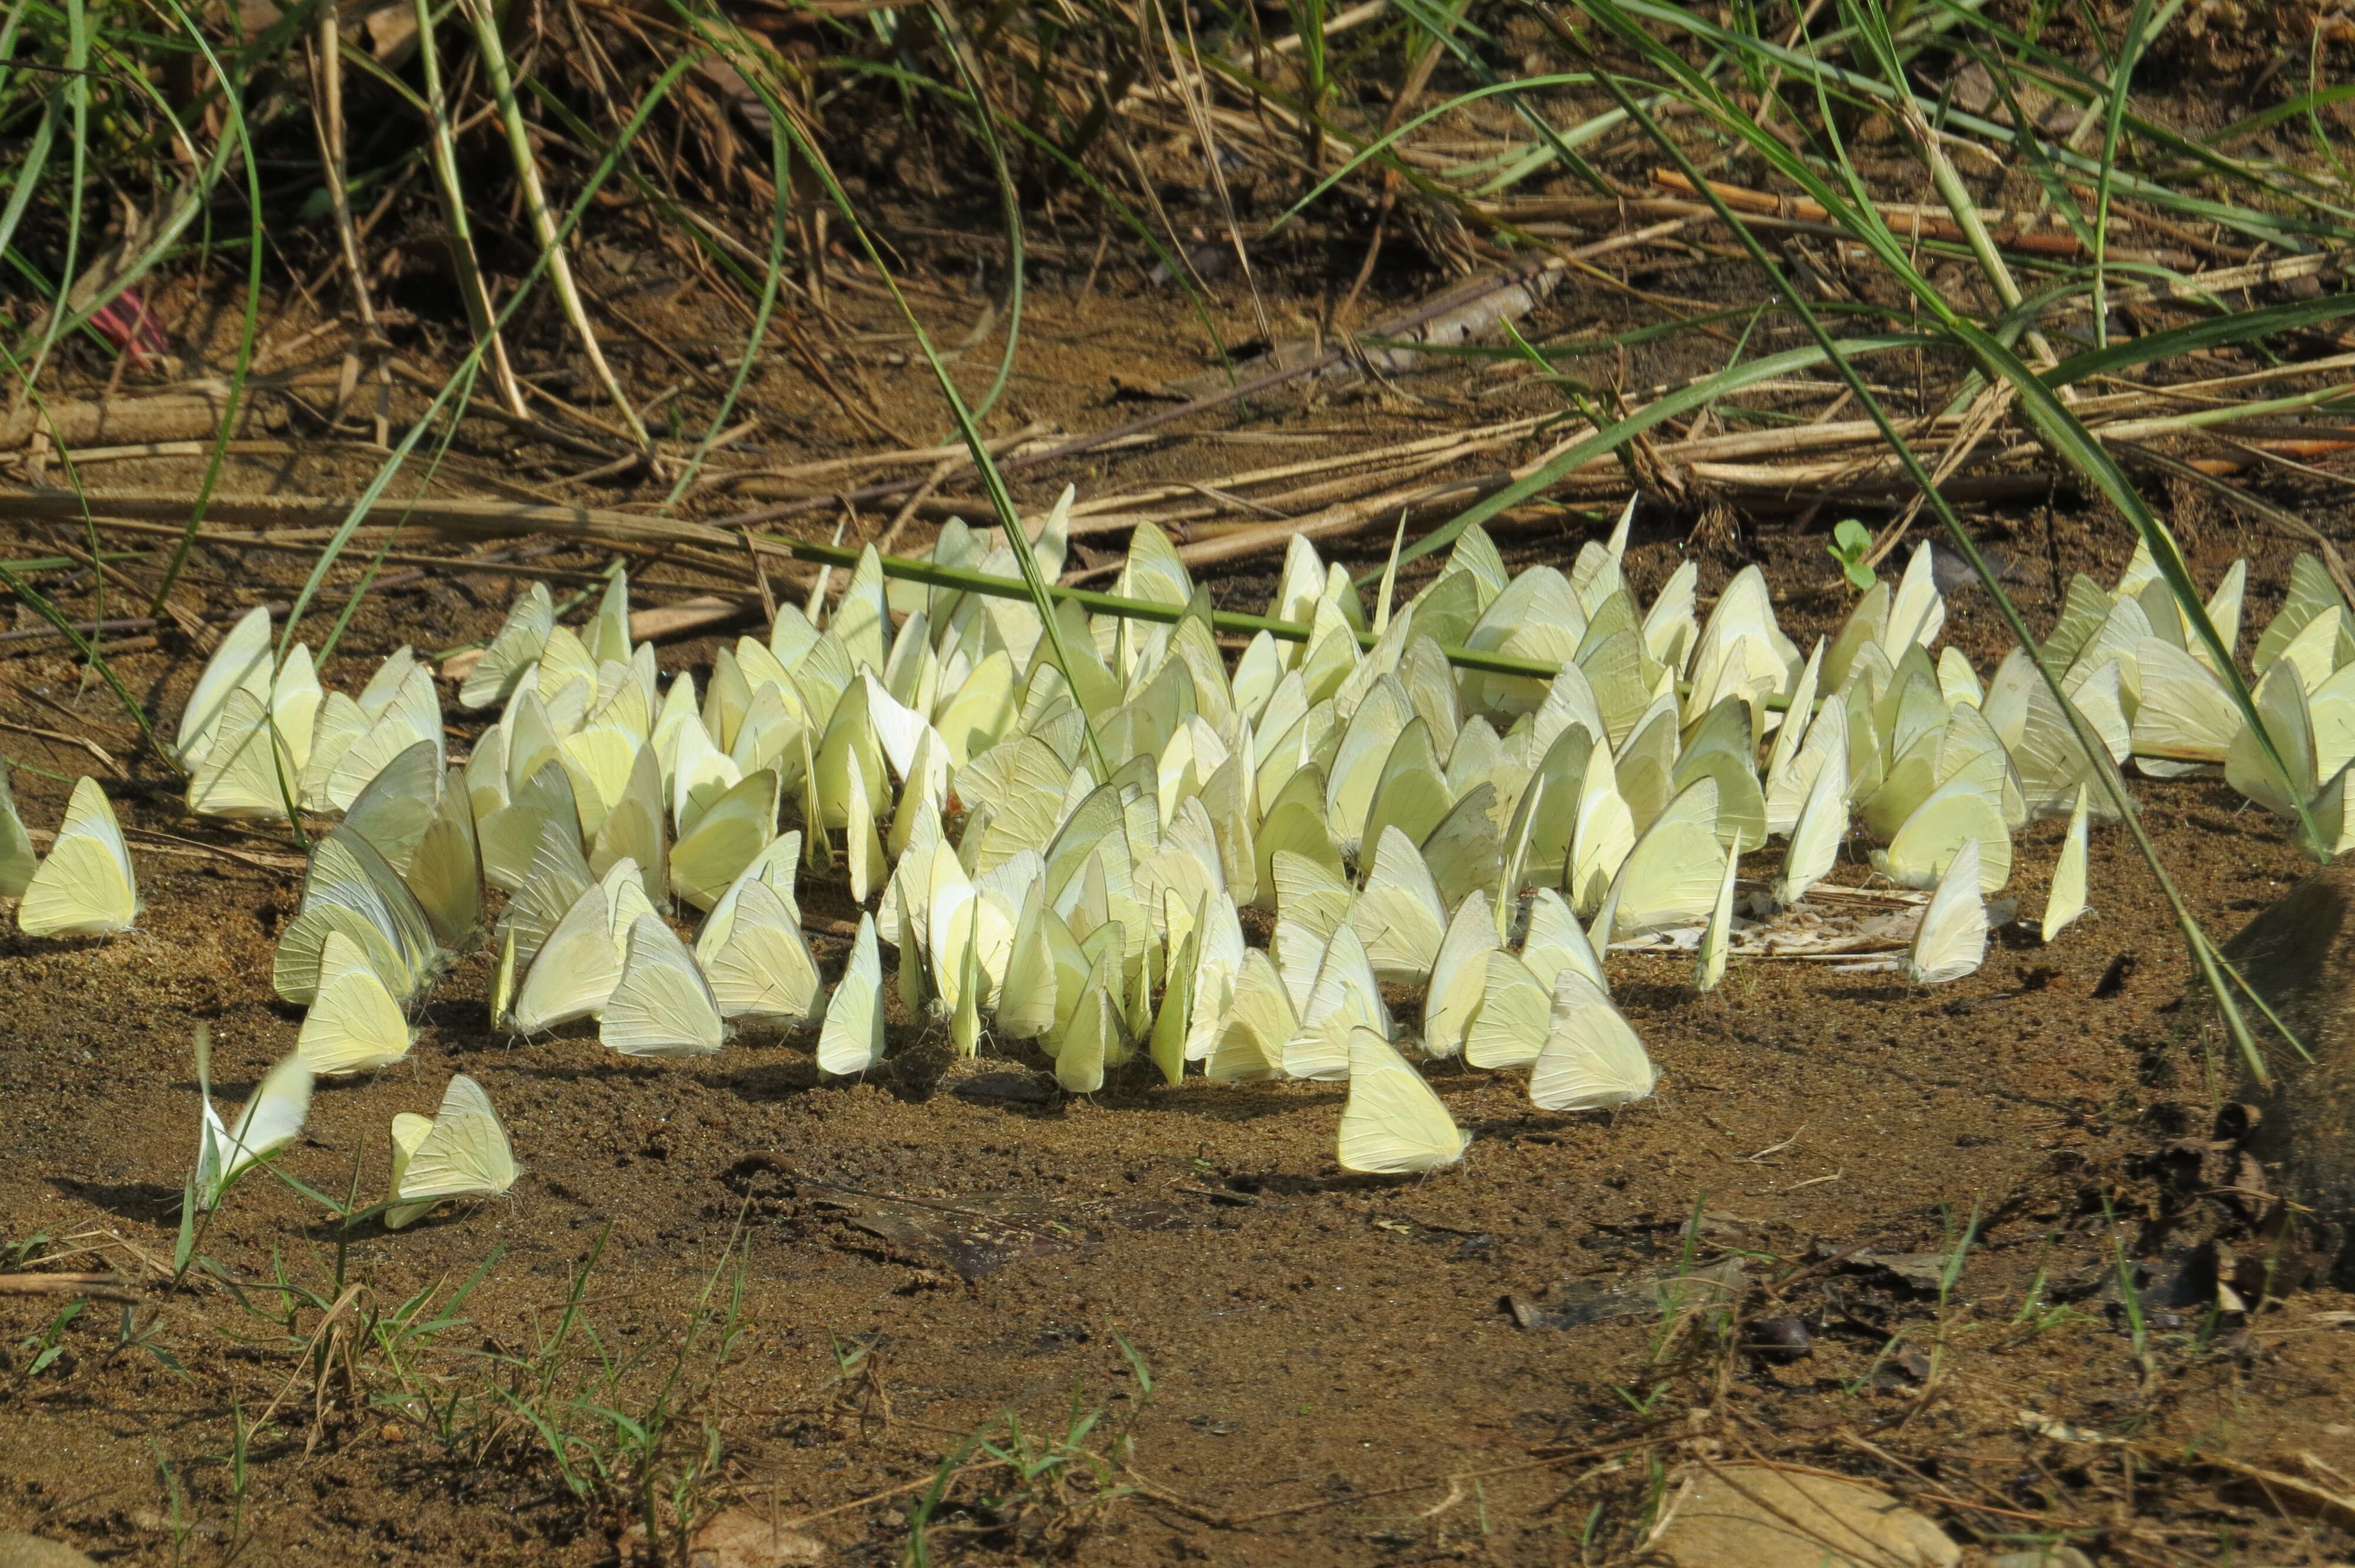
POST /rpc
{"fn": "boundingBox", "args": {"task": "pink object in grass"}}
[89,290,168,366]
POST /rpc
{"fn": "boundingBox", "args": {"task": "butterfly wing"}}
[0,760,34,898]
[1464,951,1550,1070]
[342,739,443,874]
[1903,839,1989,984]
[1530,973,1656,1112]
[1206,949,1293,1083]
[1288,924,1385,1081]
[1875,780,2009,892]
[396,1075,518,1203]
[1054,954,1119,1095]
[1600,779,1722,939]
[1272,851,1353,944]
[407,766,486,949]
[601,915,726,1057]
[216,1053,316,1193]
[1693,836,1740,992]
[510,882,625,1034]
[670,769,779,911]
[1419,788,1504,925]
[187,688,297,821]
[460,583,555,710]
[815,913,887,1076]
[1336,1029,1467,1174]
[1774,750,1849,907]
[297,931,414,1074]
[1422,891,1498,1060]
[1356,819,1441,979]
[2042,787,2091,942]
[19,832,138,936]
[703,881,821,1026]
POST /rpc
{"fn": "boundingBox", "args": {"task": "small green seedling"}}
[1827,519,1876,591]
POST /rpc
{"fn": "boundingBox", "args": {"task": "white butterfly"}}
[1529,970,1656,1113]
[177,614,321,778]
[1345,825,1448,984]
[19,776,138,937]
[1873,776,2011,893]
[273,828,441,1004]
[815,912,887,1076]
[1422,891,1498,1061]
[510,861,652,1034]
[696,879,821,1028]
[1207,949,1294,1082]
[1464,950,1551,1070]
[193,1045,313,1212]
[385,1074,518,1228]
[341,739,443,873]
[671,769,780,911]
[1285,923,1387,1081]
[1336,1027,1468,1174]
[406,763,486,949]
[1902,837,1988,985]
[1590,776,1720,946]
[459,583,555,710]
[297,929,414,1075]
[311,653,443,813]
[1693,833,1741,993]
[2041,786,2091,942]
[1773,746,1848,908]
[1054,944,1123,1095]
[495,810,595,971]
[186,687,300,821]
[0,754,34,898]
[601,913,727,1058]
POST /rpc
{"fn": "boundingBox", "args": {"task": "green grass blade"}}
[825,54,1239,383]
[277,54,702,662]
[2043,294,2355,385]
[2091,0,2160,350]
[761,534,1564,678]
[660,55,791,513]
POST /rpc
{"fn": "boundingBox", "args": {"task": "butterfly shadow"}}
[294,1201,487,1248]
[0,932,121,961]
[1835,982,1931,1006]
[1133,1082,1346,1124]
[1602,978,1709,1012]
[714,1051,824,1102]
[49,1175,184,1227]
[1230,1169,1443,1197]
[502,1058,678,1086]
[414,995,500,1041]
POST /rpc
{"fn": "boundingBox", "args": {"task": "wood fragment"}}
[0,1272,140,1303]
[1,389,266,449]
[1649,168,2100,257]
[628,594,762,642]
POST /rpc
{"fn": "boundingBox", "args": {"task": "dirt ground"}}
[4,268,2355,1568]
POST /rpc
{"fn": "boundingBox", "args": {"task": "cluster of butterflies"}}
[0,491,2324,1201]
